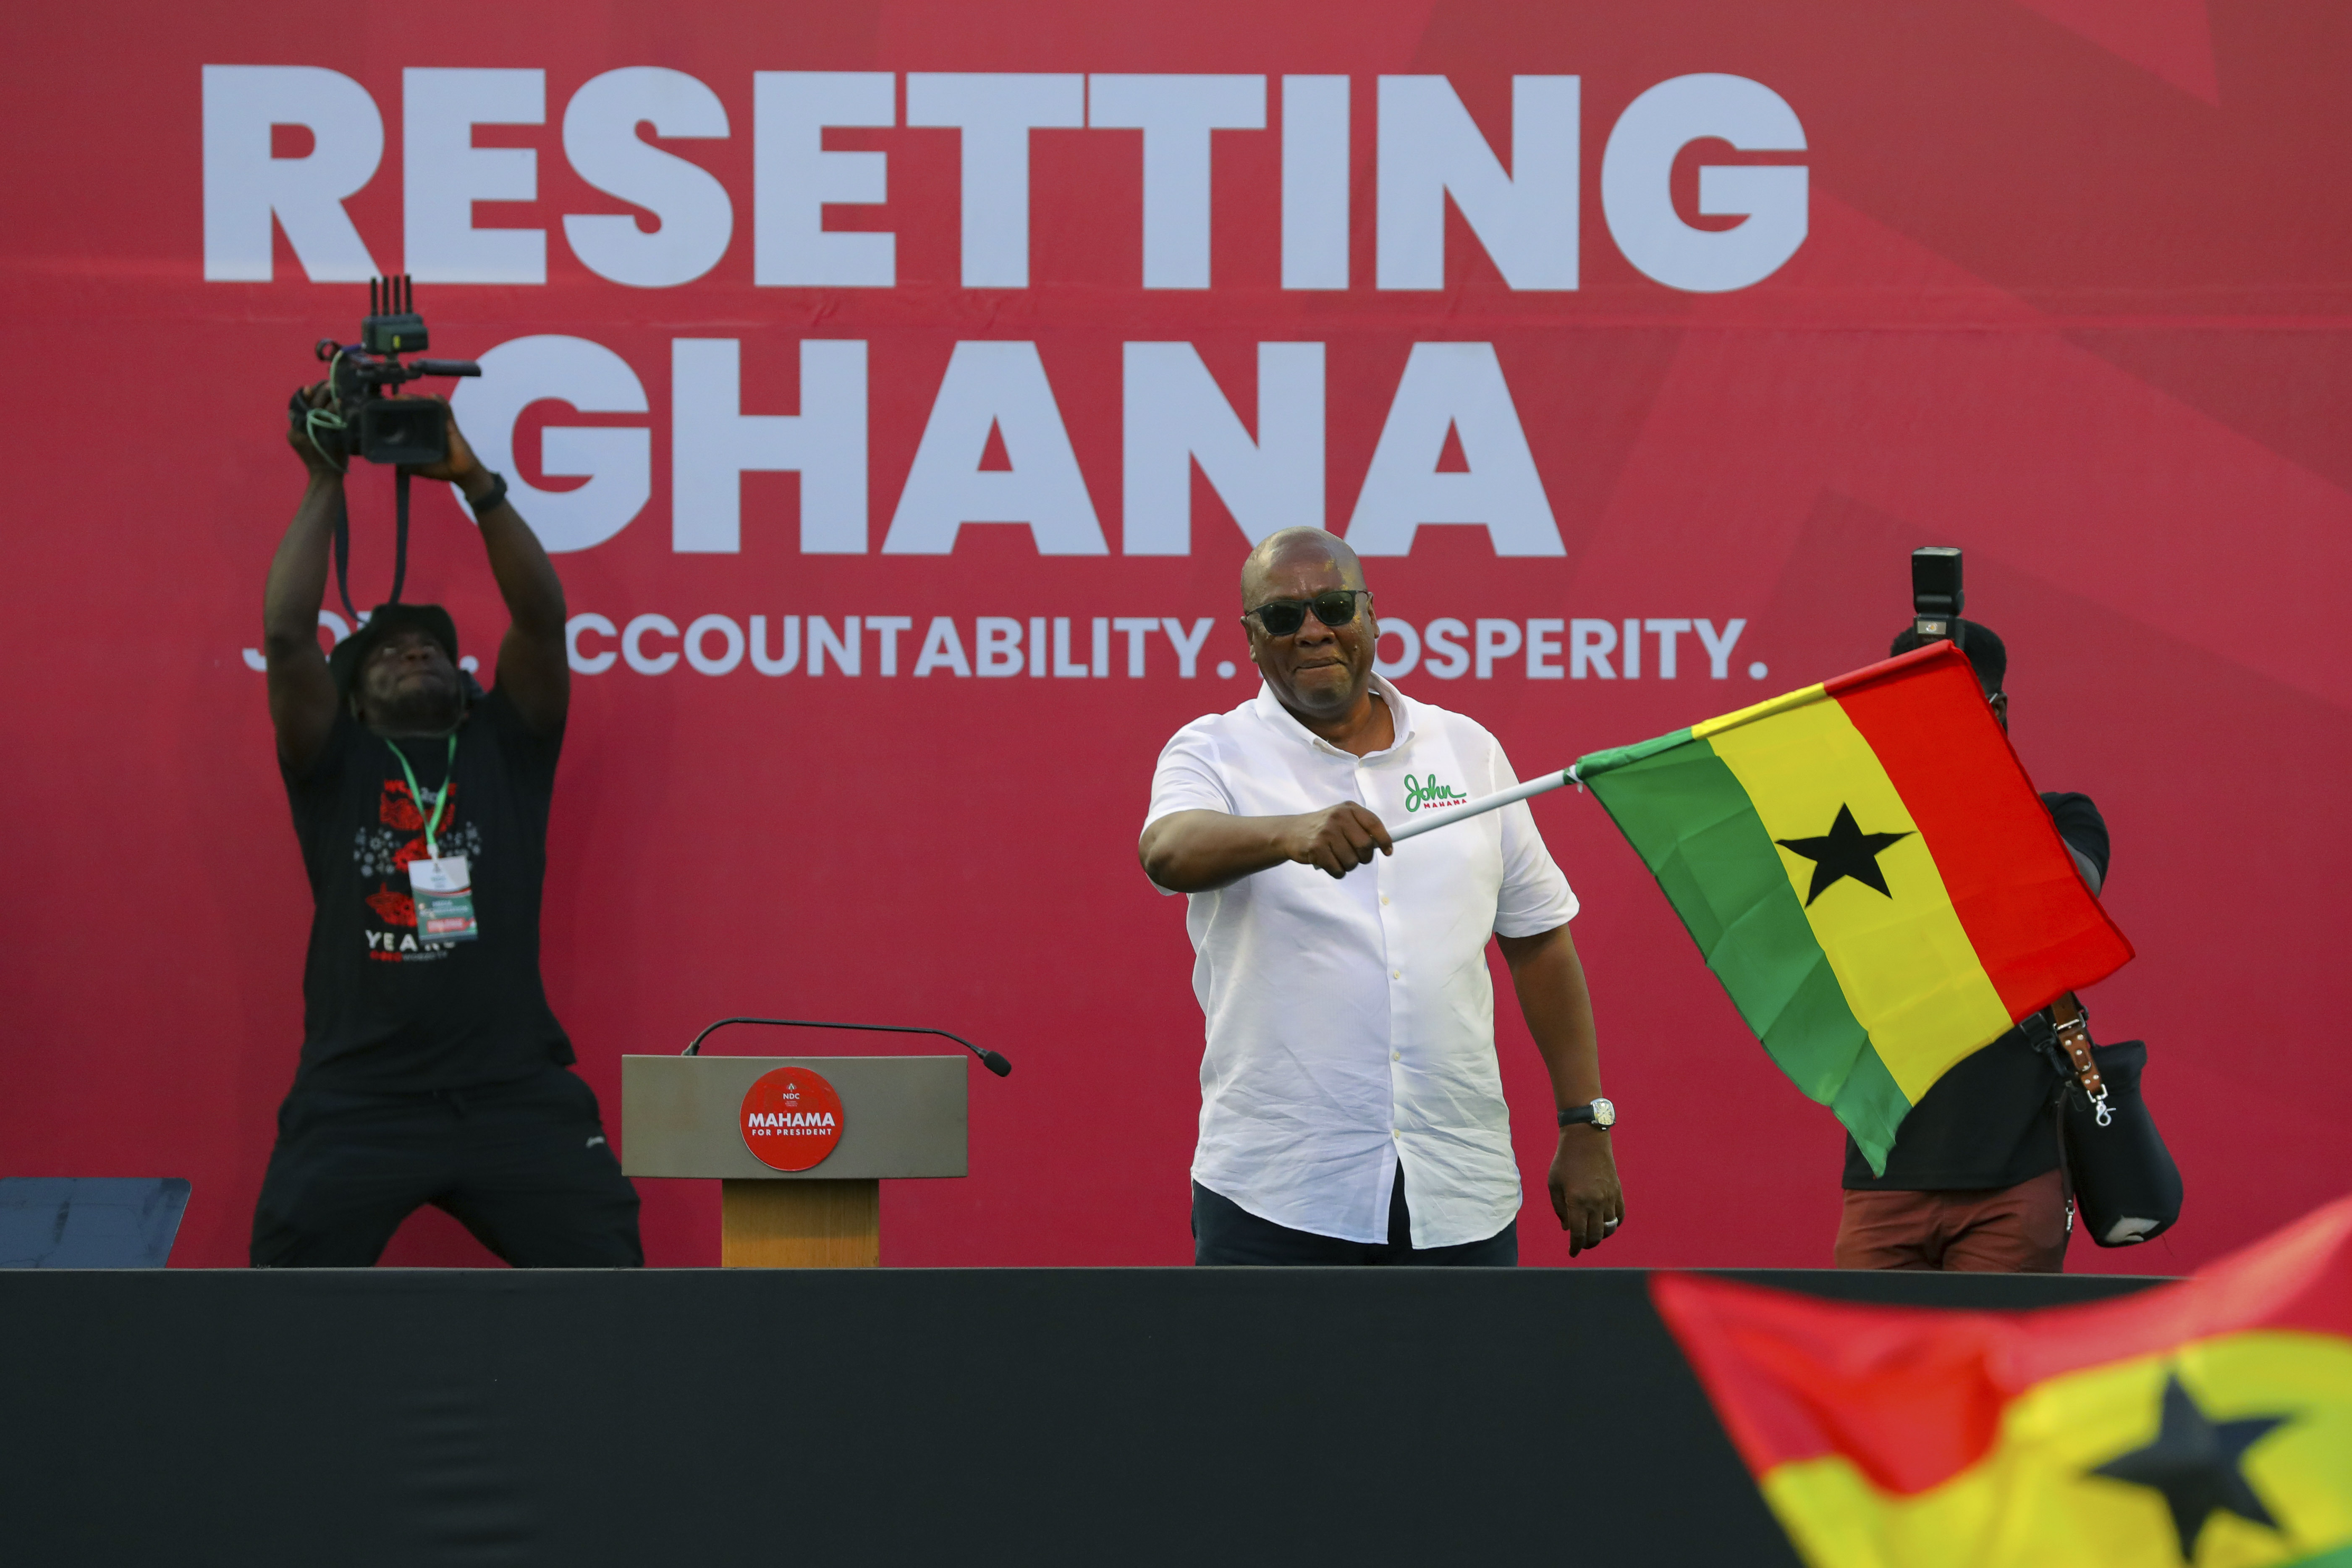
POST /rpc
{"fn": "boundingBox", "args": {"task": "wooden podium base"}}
[720,1179,880,1268]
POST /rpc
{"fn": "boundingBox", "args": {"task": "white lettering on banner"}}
[1122,343,1324,554]
[672,339,868,553]
[323,614,1759,683]
[253,327,1703,562]
[567,613,618,673]
[562,68,733,289]
[1346,343,1563,557]
[1422,618,1470,678]
[1571,618,1617,678]
[975,616,1023,677]
[1368,618,1752,682]
[754,71,896,288]
[1374,620,1421,678]
[1527,618,1564,678]
[207,67,1803,292]
[1051,618,1090,678]
[1472,618,1522,679]
[914,617,971,676]
[1647,618,1692,678]
[1694,617,1747,678]
[622,613,679,674]
[403,68,546,284]
[1281,76,1349,291]
[884,343,1106,554]
[1602,75,1808,293]
[1161,617,1214,678]
[1377,76,1578,291]
[866,616,915,675]
[684,613,746,675]
[451,335,650,552]
[904,73,1087,288]
[750,614,800,675]
[807,615,861,675]
[201,65,382,282]
[1111,617,1158,677]
[1087,75,1267,290]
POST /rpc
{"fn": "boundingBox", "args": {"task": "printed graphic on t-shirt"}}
[351,776,484,962]
[1402,771,1470,814]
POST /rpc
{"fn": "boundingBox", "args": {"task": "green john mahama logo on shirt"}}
[1403,773,1469,813]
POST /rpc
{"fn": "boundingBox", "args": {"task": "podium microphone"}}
[681,1017,1013,1077]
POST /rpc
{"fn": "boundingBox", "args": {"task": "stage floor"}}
[3,1267,2156,1565]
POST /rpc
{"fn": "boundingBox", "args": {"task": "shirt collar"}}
[1252,674,1415,760]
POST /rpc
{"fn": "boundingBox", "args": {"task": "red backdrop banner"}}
[4,0,2345,1271]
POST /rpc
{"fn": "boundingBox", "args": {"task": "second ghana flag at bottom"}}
[1573,641,2132,1173]
[1653,1193,2352,1568]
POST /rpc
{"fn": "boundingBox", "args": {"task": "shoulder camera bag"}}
[2026,996,2183,1247]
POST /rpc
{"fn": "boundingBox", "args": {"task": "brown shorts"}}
[1833,1168,2069,1272]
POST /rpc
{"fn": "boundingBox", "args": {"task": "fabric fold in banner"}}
[1574,641,2132,1172]
[1652,1193,2352,1568]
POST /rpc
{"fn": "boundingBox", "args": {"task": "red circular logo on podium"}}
[739,1067,845,1172]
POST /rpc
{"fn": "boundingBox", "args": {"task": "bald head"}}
[1241,527,1367,609]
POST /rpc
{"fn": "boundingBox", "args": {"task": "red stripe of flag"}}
[1828,644,2133,1018]
[1652,1195,2352,1491]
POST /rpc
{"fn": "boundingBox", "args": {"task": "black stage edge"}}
[3,1269,2154,1566]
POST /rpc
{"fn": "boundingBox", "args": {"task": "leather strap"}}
[2049,991,2104,1099]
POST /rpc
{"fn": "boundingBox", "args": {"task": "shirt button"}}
[1380,895,1390,906]
[1392,1052,1401,1061]
[1391,969,1401,979]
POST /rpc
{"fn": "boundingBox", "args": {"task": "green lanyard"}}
[385,733,458,858]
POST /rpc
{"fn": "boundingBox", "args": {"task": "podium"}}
[621,1054,967,1268]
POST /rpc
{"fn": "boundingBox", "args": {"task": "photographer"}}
[1834,620,2108,1272]
[251,384,641,1267]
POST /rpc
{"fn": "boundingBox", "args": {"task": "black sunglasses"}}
[1242,590,1371,637]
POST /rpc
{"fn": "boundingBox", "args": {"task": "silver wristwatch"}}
[1556,1097,1616,1131]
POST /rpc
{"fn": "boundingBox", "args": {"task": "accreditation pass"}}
[409,856,480,944]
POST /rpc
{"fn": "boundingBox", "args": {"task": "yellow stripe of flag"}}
[1703,694,2012,1102]
[1760,1331,2352,1568]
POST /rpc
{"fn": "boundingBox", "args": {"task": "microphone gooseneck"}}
[682,1017,1012,1077]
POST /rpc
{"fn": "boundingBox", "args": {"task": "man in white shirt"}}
[1139,527,1624,1265]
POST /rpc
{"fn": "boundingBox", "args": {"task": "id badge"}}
[409,855,480,944]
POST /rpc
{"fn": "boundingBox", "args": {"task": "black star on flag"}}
[1773,804,1913,907]
[2087,1371,2292,1562]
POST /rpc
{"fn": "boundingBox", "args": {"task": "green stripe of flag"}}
[1577,732,1910,1173]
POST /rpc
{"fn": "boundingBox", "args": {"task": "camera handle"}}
[331,467,411,624]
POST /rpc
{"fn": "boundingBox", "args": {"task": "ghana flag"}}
[1653,1193,2352,1568]
[1574,641,2132,1173]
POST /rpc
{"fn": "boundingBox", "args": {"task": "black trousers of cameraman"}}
[250,1067,642,1268]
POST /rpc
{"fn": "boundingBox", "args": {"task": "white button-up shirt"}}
[1145,677,1578,1248]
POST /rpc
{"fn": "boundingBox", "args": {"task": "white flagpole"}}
[1385,768,1579,844]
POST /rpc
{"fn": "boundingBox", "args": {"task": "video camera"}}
[1911,546,1964,647]
[304,275,480,467]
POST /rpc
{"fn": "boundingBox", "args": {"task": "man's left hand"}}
[1548,1129,1624,1256]
[401,396,489,495]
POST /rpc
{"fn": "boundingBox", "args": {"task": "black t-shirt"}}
[1842,792,2110,1191]
[281,688,574,1091]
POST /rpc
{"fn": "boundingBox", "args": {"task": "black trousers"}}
[251,1068,643,1268]
[1192,1163,1518,1266]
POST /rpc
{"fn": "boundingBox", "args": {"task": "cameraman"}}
[251,385,642,1268]
[1835,620,2108,1272]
